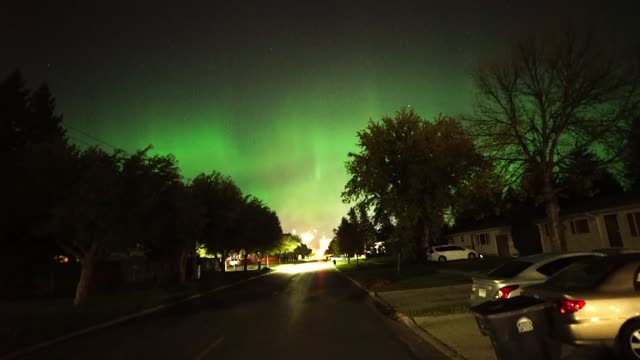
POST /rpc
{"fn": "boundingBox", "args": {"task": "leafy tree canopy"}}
[343,108,487,256]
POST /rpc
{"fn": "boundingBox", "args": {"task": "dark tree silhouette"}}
[557,147,623,206]
[466,31,640,252]
[48,147,125,306]
[343,108,486,258]
[333,212,366,264]
[235,196,282,271]
[1,71,71,298]
[191,172,245,271]
[624,117,640,191]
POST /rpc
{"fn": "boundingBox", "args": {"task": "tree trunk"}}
[221,251,228,273]
[74,255,95,306]
[177,250,188,284]
[243,253,248,272]
[257,256,262,270]
[423,221,430,248]
[543,176,566,252]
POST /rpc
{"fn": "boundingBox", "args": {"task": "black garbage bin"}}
[470,296,560,360]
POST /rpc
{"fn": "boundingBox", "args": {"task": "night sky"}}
[2,1,638,244]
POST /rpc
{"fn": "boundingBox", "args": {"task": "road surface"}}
[22,262,448,360]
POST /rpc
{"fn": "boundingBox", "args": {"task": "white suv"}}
[427,245,478,262]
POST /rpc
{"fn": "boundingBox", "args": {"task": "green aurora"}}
[61,66,474,240]
[4,0,635,242]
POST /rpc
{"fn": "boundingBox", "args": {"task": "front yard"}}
[0,270,264,356]
[334,255,512,292]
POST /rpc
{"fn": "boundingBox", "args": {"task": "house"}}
[536,193,640,252]
[448,193,640,257]
[448,218,519,257]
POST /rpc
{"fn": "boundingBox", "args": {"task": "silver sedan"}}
[470,252,604,307]
[524,253,640,359]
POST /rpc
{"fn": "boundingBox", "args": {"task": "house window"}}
[570,218,590,234]
[477,233,490,245]
[628,212,640,237]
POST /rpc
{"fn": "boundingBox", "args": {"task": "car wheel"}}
[468,253,476,260]
[618,320,640,359]
[438,256,447,263]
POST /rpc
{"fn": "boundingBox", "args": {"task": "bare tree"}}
[466,31,640,252]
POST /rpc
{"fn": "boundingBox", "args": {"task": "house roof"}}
[449,192,640,232]
[559,191,640,215]
[536,191,640,223]
[448,216,510,235]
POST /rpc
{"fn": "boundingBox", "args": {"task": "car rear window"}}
[545,257,617,291]
[535,255,599,277]
[487,261,533,278]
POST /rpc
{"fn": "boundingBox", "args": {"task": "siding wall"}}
[449,227,518,256]
[538,204,640,252]
[618,209,640,248]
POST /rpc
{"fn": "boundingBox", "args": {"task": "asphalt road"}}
[22,262,448,360]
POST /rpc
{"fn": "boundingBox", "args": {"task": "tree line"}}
[338,30,640,260]
[0,71,309,306]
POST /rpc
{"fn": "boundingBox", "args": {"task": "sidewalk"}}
[373,274,610,360]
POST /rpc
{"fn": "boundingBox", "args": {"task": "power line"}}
[63,122,128,154]
[68,135,94,148]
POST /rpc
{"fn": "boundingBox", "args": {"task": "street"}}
[21,262,447,360]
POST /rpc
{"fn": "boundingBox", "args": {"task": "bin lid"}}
[470,296,548,316]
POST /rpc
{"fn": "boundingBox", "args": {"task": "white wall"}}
[537,205,640,252]
[613,208,640,249]
[564,216,602,252]
[449,227,517,256]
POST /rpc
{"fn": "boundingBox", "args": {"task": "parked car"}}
[427,245,478,262]
[470,252,604,306]
[227,258,240,266]
[523,253,640,358]
[591,247,640,255]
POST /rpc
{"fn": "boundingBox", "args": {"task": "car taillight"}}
[558,300,585,314]
[496,285,519,299]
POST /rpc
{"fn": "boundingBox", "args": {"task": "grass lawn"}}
[334,254,514,291]
[438,256,513,274]
[0,270,264,356]
[381,272,471,291]
[335,257,472,292]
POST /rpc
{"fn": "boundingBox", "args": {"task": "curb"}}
[0,271,272,360]
[337,269,468,360]
[397,313,468,360]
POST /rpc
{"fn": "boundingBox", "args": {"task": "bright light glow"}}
[300,231,315,244]
[317,235,332,259]
[276,261,333,274]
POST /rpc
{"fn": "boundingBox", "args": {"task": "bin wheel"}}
[468,253,477,260]
[438,256,447,263]
[617,320,640,359]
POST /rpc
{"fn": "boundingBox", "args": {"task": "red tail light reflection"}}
[559,299,586,314]
[496,285,519,299]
